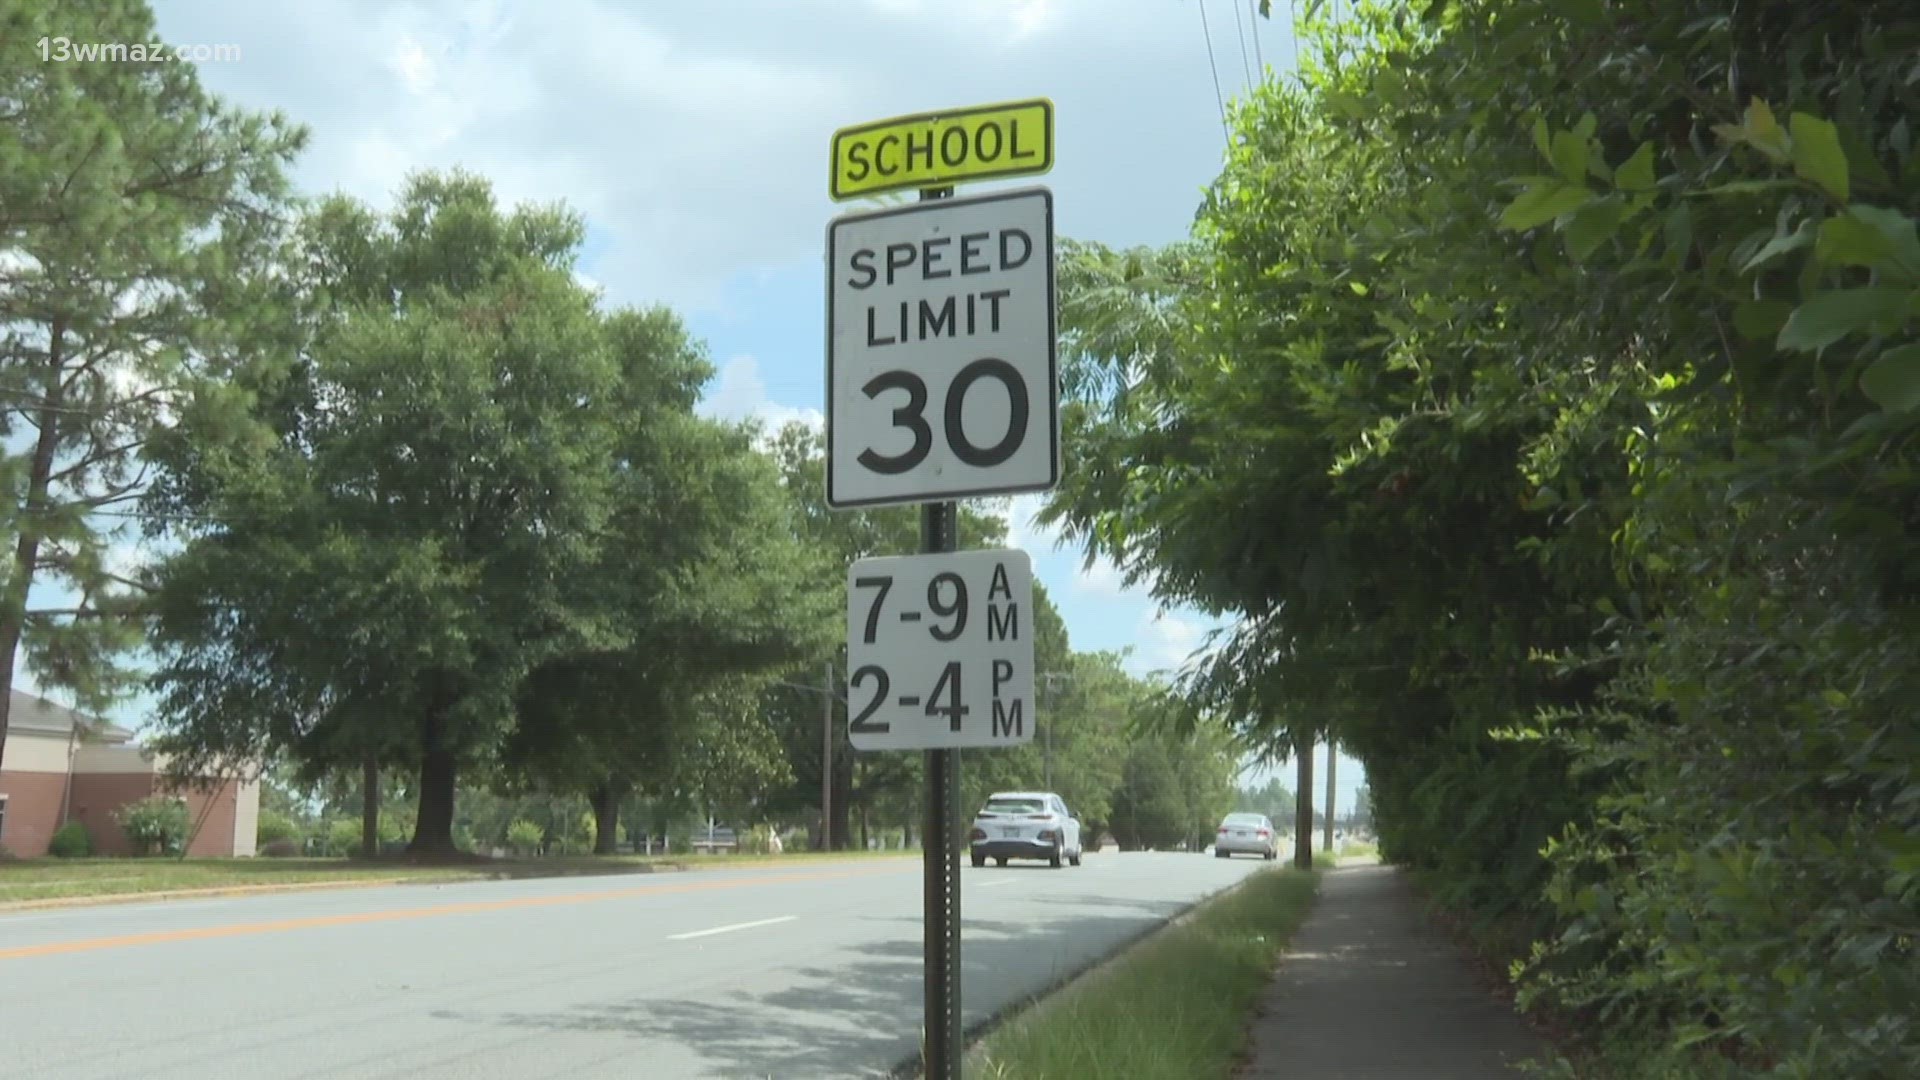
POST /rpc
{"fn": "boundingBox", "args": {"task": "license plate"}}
[1002,828,1020,838]
[1234,831,1249,838]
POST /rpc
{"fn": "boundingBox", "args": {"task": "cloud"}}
[699,355,824,436]
[158,0,1257,314]
[1128,606,1208,679]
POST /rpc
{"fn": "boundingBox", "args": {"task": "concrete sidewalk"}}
[1239,862,1552,1078]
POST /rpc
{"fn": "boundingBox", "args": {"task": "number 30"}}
[857,357,1029,475]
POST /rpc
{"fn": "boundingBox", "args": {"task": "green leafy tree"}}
[1047,0,1919,1072]
[503,389,826,852]
[0,0,305,771]
[144,172,633,853]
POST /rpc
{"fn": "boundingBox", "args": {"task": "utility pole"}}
[1323,736,1336,857]
[821,660,834,852]
[1293,731,1314,869]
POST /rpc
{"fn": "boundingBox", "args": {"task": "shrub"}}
[258,838,299,858]
[48,821,91,858]
[255,809,297,846]
[114,796,189,856]
[506,819,544,856]
[327,818,365,857]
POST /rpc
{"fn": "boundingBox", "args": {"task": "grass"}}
[0,848,915,905]
[965,867,1320,1080]
[1338,839,1380,860]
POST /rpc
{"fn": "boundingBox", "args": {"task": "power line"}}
[1196,0,1229,142]
[1249,0,1265,76]
[1230,0,1255,89]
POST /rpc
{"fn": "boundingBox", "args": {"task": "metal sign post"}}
[826,99,1056,1080]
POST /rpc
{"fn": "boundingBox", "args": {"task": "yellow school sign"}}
[830,98,1054,200]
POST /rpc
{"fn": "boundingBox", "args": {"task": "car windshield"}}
[982,797,1047,816]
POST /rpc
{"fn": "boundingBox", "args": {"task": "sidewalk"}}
[1239,862,1552,1078]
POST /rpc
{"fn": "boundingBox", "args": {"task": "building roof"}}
[7,690,135,744]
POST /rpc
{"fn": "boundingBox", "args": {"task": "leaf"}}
[1790,113,1850,202]
[1816,213,1896,269]
[1531,117,1551,163]
[1564,197,1626,261]
[1742,222,1813,272]
[1746,98,1781,141]
[1859,344,1920,411]
[1732,300,1793,341]
[1501,181,1592,231]
[1616,142,1656,192]
[1776,288,1911,352]
[1844,204,1920,277]
[1550,130,1588,183]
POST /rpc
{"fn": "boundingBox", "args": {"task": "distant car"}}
[969,791,1084,868]
[1214,813,1278,860]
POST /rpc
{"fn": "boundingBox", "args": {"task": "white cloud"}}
[1127,606,1209,679]
[158,0,1254,313]
[699,355,824,436]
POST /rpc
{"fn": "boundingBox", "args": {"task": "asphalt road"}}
[0,851,1269,1079]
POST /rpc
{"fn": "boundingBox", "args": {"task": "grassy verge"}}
[0,848,914,905]
[965,868,1319,1080]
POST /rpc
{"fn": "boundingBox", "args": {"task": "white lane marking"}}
[666,915,797,941]
[975,879,1021,888]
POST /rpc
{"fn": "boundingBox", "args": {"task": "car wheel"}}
[1216,849,1230,859]
[971,853,986,868]
[996,857,1008,867]
[1069,851,1082,867]
[1049,845,1063,869]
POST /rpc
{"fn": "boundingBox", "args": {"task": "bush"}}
[258,838,299,858]
[48,821,91,858]
[256,809,297,846]
[506,819,544,856]
[327,818,365,857]
[114,796,189,856]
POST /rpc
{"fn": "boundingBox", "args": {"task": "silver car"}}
[1214,812,1278,859]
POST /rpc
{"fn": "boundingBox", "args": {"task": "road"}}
[0,851,1268,1079]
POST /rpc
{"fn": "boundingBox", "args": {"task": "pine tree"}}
[0,0,306,773]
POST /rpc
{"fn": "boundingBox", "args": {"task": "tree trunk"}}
[361,754,380,858]
[1293,732,1315,870]
[830,757,853,850]
[408,704,460,856]
[589,780,625,856]
[0,318,67,777]
[858,805,870,851]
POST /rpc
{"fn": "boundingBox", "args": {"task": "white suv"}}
[968,791,1084,868]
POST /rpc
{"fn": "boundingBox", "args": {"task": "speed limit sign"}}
[824,186,1058,508]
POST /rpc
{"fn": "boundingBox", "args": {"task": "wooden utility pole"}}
[1293,731,1314,869]
[1323,736,1337,856]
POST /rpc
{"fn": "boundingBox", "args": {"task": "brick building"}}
[0,690,259,858]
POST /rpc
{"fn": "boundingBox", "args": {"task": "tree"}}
[0,0,305,772]
[500,318,826,853]
[1049,0,1919,1072]
[1238,776,1295,825]
[144,172,633,854]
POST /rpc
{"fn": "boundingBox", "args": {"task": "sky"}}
[19,0,1363,812]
